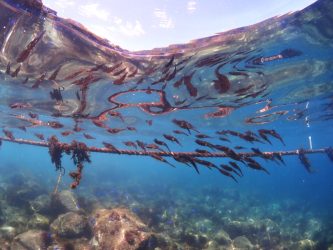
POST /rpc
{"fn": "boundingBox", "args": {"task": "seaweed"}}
[69,141,91,189]
[3,132,330,190]
[48,136,64,172]
[71,140,91,165]
[298,149,315,173]
[48,137,91,189]
[325,147,333,162]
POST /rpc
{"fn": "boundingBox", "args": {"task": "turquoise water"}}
[1,0,333,249]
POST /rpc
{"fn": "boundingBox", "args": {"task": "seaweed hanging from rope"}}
[48,136,91,189]
[298,148,315,173]
[1,133,331,192]
[48,136,66,172]
[69,140,91,189]
[325,147,333,162]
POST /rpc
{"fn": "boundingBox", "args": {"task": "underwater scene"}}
[0,0,333,249]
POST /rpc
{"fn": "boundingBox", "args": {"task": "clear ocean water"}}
[0,0,333,249]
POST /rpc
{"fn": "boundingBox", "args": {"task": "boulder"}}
[27,213,50,230]
[10,230,51,250]
[0,225,16,240]
[47,238,92,250]
[233,236,254,250]
[214,229,232,245]
[50,212,89,238]
[6,180,43,208]
[29,194,52,214]
[205,240,230,250]
[225,220,260,238]
[180,231,208,249]
[90,208,153,250]
[293,239,315,250]
[52,190,81,213]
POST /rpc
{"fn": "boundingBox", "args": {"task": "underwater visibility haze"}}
[0,0,333,249]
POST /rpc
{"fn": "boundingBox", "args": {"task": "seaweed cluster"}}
[47,136,91,189]
[69,141,91,189]
[48,136,65,172]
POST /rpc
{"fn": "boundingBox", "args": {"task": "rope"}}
[0,136,328,158]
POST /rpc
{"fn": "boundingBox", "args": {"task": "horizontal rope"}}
[0,136,328,158]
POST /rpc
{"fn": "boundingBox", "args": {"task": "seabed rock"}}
[233,236,254,250]
[0,238,10,250]
[152,233,181,249]
[27,213,50,230]
[225,220,260,238]
[90,208,153,250]
[10,230,51,250]
[47,237,92,250]
[304,218,322,238]
[30,194,52,214]
[50,212,89,238]
[180,231,209,249]
[205,240,230,250]
[214,229,232,246]
[6,180,43,208]
[0,225,16,240]
[3,207,28,233]
[53,190,81,213]
[293,239,316,250]
[194,218,214,233]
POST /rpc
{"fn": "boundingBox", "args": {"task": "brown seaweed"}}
[298,149,315,173]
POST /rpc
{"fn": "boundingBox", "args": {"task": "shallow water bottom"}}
[1,158,333,250]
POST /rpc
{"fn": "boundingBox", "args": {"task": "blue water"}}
[1,0,333,248]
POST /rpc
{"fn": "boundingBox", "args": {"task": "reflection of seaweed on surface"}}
[298,148,315,173]
[49,88,63,102]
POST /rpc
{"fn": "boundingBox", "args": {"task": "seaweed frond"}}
[298,148,315,173]
[69,141,91,189]
[48,135,63,171]
[325,147,333,162]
